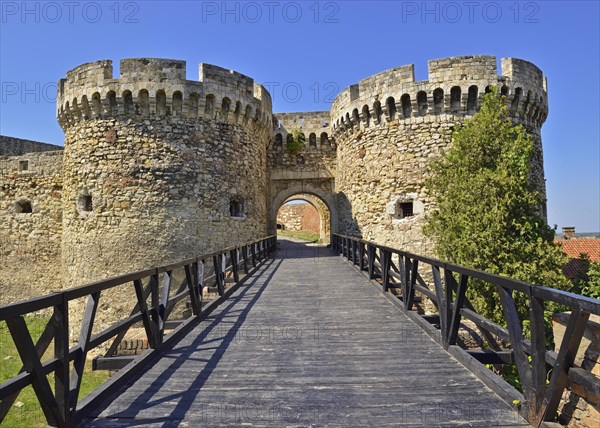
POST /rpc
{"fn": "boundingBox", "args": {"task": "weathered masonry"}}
[0,55,548,306]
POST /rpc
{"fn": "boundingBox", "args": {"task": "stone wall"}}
[57,58,272,289]
[54,58,272,338]
[270,111,336,178]
[0,135,63,156]
[330,55,548,256]
[277,202,320,234]
[553,313,600,428]
[0,151,64,304]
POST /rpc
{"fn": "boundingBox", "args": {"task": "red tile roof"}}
[555,239,600,280]
[557,239,600,262]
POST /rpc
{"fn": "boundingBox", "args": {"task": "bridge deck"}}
[84,239,529,427]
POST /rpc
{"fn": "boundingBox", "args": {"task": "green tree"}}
[424,88,568,325]
[571,254,600,300]
[285,130,305,154]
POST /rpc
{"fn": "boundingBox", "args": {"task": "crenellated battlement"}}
[271,111,334,152]
[330,55,548,136]
[57,58,272,130]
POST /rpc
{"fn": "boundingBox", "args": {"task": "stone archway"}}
[270,183,336,244]
[279,193,331,243]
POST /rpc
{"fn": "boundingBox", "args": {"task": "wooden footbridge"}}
[1,235,599,427]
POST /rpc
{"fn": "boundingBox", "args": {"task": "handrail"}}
[332,233,600,427]
[0,235,277,427]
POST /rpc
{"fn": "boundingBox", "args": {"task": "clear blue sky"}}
[1,1,598,232]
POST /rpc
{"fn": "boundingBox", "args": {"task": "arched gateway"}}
[268,112,337,244]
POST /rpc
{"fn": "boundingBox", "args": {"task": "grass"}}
[277,229,321,243]
[0,316,109,427]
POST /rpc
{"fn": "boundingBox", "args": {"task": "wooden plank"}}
[0,371,32,401]
[92,356,136,371]
[467,350,515,365]
[533,286,600,316]
[568,367,600,405]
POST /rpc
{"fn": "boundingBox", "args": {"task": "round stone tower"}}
[330,56,548,254]
[57,58,272,286]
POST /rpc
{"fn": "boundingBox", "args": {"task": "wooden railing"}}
[0,235,277,427]
[332,233,600,427]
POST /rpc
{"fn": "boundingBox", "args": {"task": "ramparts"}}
[57,58,272,130]
[0,135,63,156]
[330,56,547,134]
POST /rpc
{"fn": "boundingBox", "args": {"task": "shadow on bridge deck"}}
[83,238,529,427]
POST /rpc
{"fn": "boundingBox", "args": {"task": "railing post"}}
[251,243,257,267]
[406,258,418,310]
[358,242,365,271]
[431,265,446,345]
[185,263,202,316]
[241,245,249,273]
[440,269,454,348]
[529,293,547,420]
[367,244,376,279]
[230,249,240,284]
[380,248,391,292]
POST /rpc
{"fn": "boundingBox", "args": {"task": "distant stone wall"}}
[270,111,336,177]
[277,203,320,234]
[0,151,64,304]
[301,203,320,233]
[0,135,63,156]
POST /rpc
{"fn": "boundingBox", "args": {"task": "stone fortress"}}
[0,55,548,303]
